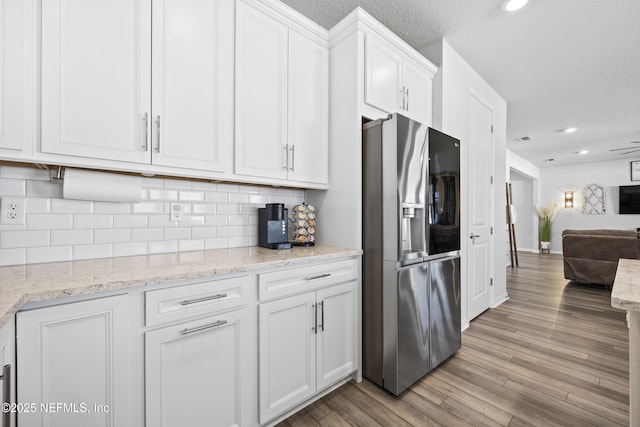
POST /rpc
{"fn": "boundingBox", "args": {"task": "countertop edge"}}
[0,246,362,328]
[611,258,640,311]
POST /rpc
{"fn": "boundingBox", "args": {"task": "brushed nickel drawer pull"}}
[312,303,317,334]
[0,364,10,427]
[181,320,227,335]
[304,273,331,281]
[180,293,227,305]
[319,301,324,332]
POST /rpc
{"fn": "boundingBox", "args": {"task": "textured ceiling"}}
[281,0,640,168]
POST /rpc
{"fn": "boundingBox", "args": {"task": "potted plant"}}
[536,202,558,251]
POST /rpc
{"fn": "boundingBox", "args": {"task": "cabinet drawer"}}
[146,276,250,326]
[259,259,358,301]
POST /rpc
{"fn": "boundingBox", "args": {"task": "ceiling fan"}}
[609,141,640,155]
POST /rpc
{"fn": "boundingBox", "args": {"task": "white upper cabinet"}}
[365,33,434,125]
[235,0,329,185]
[150,0,233,172]
[41,0,152,164]
[287,31,329,184]
[41,0,232,172]
[0,0,26,155]
[235,1,288,180]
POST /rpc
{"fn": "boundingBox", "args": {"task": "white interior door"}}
[468,93,494,321]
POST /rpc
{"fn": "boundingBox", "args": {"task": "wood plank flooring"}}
[278,252,629,426]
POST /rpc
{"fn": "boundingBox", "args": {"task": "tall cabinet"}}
[235,0,328,186]
[40,0,233,172]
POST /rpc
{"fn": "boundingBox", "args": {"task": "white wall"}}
[423,39,508,326]
[0,164,305,266]
[540,158,640,253]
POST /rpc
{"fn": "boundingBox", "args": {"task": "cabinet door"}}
[402,59,432,126]
[259,292,316,423]
[146,309,248,427]
[151,0,233,172]
[17,295,134,427]
[0,319,15,427]
[287,30,328,185]
[364,34,403,115]
[41,0,151,163]
[235,2,288,180]
[316,282,357,390]
[0,0,24,154]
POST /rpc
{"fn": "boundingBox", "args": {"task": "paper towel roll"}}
[63,169,142,203]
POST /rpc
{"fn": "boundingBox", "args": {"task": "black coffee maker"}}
[258,203,292,249]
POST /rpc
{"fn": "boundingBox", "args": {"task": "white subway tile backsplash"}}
[132,228,163,242]
[114,215,147,228]
[192,204,217,214]
[149,189,178,201]
[217,204,239,214]
[27,180,63,198]
[27,246,72,263]
[217,226,239,238]
[94,202,132,214]
[1,230,50,248]
[228,193,249,204]
[205,192,227,203]
[0,165,50,181]
[181,215,205,227]
[74,214,113,229]
[73,244,113,260]
[228,236,250,248]
[133,201,164,214]
[113,242,147,257]
[217,183,239,192]
[0,178,26,196]
[0,164,307,265]
[164,228,191,240]
[179,191,204,202]
[164,178,192,189]
[205,215,228,226]
[204,238,228,250]
[27,214,73,230]
[178,239,204,252]
[51,198,94,214]
[192,227,217,239]
[148,240,178,254]
[0,248,26,266]
[26,198,51,213]
[95,228,131,244]
[191,181,217,191]
[51,229,93,246]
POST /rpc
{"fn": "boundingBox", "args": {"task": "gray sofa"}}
[562,229,640,286]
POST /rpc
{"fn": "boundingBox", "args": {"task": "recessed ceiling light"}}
[578,150,589,155]
[516,136,533,142]
[544,158,556,162]
[562,127,578,133]
[502,0,529,12]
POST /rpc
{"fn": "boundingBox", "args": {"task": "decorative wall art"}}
[631,161,640,181]
[582,183,606,215]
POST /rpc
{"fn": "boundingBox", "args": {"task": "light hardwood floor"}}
[278,252,629,426]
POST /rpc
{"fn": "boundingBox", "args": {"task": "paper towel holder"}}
[51,166,64,184]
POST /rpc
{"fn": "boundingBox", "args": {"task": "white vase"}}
[540,241,550,252]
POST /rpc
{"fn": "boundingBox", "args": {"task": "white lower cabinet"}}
[0,319,16,427]
[259,280,357,424]
[145,308,252,427]
[16,294,135,427]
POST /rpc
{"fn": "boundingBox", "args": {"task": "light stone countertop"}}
[0,245,361,327]
[612,258,640,311]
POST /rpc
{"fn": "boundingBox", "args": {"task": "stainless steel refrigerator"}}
[362,113,461,396]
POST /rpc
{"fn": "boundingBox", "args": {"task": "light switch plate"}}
[170,203,184,221]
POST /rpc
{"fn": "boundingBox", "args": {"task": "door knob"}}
[469,233,480,239]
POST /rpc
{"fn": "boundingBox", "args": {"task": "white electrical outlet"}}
[170,203,184,221]
[1,197,26,225]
